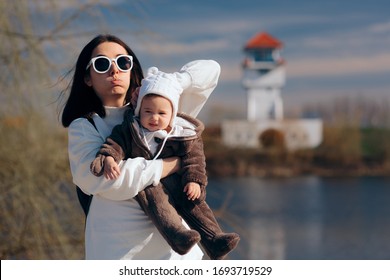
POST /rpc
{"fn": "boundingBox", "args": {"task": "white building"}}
[222,32,322,150]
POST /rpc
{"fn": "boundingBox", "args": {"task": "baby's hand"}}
[103,156,121,180]
[183,182,201,201]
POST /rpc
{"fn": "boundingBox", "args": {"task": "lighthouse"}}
[222,31,323,150]
[242,32,285,121]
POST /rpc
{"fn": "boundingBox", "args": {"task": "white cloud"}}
[38,0,126,11]
[369,21,390,33]
[218,52,390,84]
[139,38,230,56]
[287,52,390,78]
[166,19,256,38]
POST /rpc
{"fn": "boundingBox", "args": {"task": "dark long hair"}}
[61,34,144,127]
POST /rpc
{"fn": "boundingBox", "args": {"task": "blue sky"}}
[59,0,390,121]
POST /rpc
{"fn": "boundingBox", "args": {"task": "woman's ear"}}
[84,75,92,87]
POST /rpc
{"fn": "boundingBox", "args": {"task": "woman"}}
[61,34,220,259]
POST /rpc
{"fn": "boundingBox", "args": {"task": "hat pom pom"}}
[146,66,159,77]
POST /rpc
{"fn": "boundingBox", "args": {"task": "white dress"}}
[67,60,220,259]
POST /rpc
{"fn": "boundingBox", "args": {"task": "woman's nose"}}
[109,62,120,75]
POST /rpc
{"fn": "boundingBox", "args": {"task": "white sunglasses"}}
[86,55,133,73]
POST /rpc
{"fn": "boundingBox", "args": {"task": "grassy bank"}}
[0,112,84,259]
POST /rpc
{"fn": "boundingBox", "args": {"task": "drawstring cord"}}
[152,128,174,160]
[140,126,175,169]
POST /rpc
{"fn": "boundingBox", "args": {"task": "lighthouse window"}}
[253,49,274,62]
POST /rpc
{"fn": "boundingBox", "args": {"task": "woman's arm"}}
[176,60,221,118]
[68,118,164,201]
[161,156,180,178]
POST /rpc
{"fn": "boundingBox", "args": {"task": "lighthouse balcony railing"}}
[242,59,284,70]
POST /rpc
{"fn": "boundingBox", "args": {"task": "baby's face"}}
[139,95,173,131]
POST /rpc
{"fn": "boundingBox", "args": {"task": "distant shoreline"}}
[203,125,390,178]
[206,159,390,178]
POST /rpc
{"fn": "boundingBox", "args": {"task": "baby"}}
[91,67,239,259]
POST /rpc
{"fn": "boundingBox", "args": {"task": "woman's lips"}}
[107,76,122,83]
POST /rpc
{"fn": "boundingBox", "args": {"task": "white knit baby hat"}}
[134,67,183,127]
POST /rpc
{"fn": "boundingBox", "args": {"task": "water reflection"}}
[206,176,390,259]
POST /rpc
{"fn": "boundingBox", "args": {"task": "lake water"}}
[206,176,390,260]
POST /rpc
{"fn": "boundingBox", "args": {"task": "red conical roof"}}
[244,32,283,49]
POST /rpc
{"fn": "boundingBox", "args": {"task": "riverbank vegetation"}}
[203,124,390,177]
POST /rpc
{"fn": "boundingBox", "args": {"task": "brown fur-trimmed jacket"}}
[90,108,208,193]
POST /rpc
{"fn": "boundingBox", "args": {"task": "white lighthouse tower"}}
[222,31,323,150]
[243,32,285,121]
